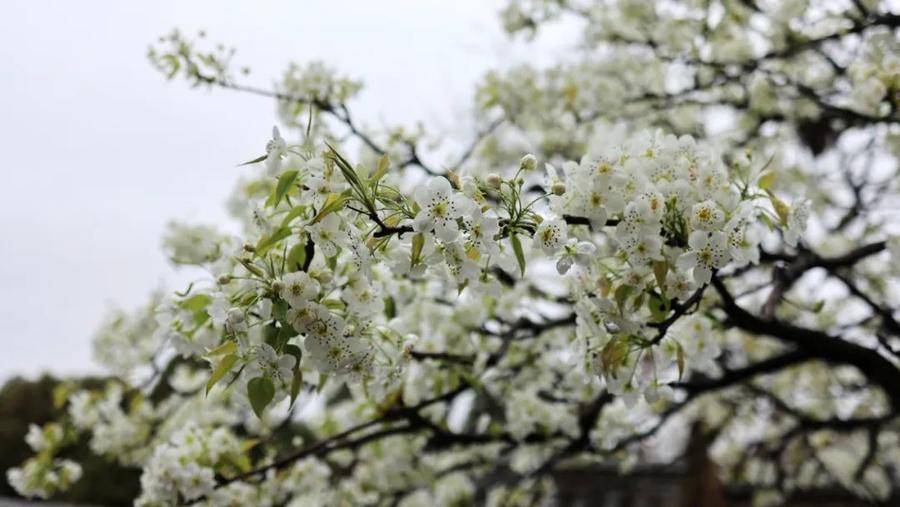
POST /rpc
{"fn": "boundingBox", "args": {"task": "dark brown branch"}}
[219,385,466,485]
[673,349,814,394]
[712,275,900,409]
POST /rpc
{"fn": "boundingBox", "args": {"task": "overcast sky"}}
[0,1,574,381]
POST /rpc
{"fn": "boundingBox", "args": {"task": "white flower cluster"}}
[133,125,807,421]
[68,384,155,464]
[6,423,81,499]
[136,423,242,506]
[6,458,82,500]
[276,61,362,129]
[848,28,900,115]
[550,129,763,284]
[92,293,164,380]
[161,221,225,266]
[505,389,579,441]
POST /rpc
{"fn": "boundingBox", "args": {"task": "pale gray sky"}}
[0,1,573,381]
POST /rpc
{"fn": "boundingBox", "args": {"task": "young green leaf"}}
[410,233,425,267]
[247,376,275,418]
[206,340,237,357]
[614,284,634,312]
[206,353,239,394]
[237,257,266,278]
[266,170,298,208]
[256,226,292,256]
[647,292,669,323]
[757,169,776,190]
[601,337,630,373]
[652,261,668,294]
[238,154,268,166]
[283,344,304,408]
[510,234,526,277]
[280,205,307,228]
[312,192,350,224]
[286,241,308,272]
[289,369,303,408]
[180,293,212,314]
[371,153,391,183]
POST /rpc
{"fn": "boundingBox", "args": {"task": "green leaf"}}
[256,226,292,256]
[652,261,668,294]
[631,291,645,312]
[237,257,265,277]
[238,154,268,166]
[647,292,669,323]
[322,298,345,310]
[601,337,630,373]
[285,241,308,272]
[206,340,237,357]
[312,192,350,224]
[272,300,290,322]
[614,285,634,312]
[383,295,396,319]
[248,376,275,418]
[266,170,299,208]
[174,282,195,298]
[325,144,363,189]
[768,192,790,226]
[283,344,303,362]
[289,369,303,408]
[325,249,340,271]
[280,205,307,228]
[371,153,391,183]
[757,169,776,190]
[225,452,253,474]
[510,234,526,277]
[263,322,294,352]
[181,293,211,314]
[410,233,425,267]
[206,353,239,394]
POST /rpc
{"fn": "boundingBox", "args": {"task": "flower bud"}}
[551,182,566,196]
[217,275,232,285]
[242,243,256,253]
[447,171,461,189]
[226,308,244,324]
[520,154,537,172]
[486,173,502,188]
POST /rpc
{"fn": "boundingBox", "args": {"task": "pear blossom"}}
[412,177,475,242]
[555,238,596,274]
[677,231,730,285]
[534,217,567,255]
[303,326,369,374]
[689,200,725,232]
[265,126,287,175]
[308,213,347,258]
[244,343,296,390]
[783,198,810,247]
[462,208,501,259]
[279,271,320,308]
